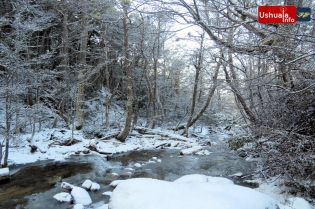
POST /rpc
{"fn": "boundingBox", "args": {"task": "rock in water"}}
[61,182,74,190]
[91,182,100,191]
[82,179,93,190]
[53,192,72,202]
[71,187,92,205]
[134,163,142,168]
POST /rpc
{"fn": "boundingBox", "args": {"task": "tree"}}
[116,0,134,142]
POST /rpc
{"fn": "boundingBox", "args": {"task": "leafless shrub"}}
[249,80,315,202]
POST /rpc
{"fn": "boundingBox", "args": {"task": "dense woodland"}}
[1,0,315,200]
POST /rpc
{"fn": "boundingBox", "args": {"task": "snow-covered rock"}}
[103,191,113,196]
[108,172,119,180]
[174,174,234,185]
[61,182,74,190]
[109,178,279,209]
[90,182,100,191]
[110,180,124,187]
[229,172,243,177]
[134,163,142,168]
[71,187,92,205]
[82,180,93,190]
[120,171,132,177]
[123,167,134,172]
[53,192,72,202]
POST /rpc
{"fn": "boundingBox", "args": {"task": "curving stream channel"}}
[0,137,257,209]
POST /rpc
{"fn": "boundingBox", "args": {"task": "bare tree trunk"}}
[257,57,264,107]
[117,4,133,142]
[103,24,110,128]
[151,16,162,129]
[3,77,11,167]
[59,10,70,128]
[15,73,20,134]
[152,57,157,129]
[223,65,257,123]
[75,10,88,129]
[144,66,153,128]
[132,77,138,129]
[174,60,221,131]
[184,32,204,137]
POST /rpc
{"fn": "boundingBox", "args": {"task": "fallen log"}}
[155,142,168,148]
[0,167,10,181]
[180,146,203,155]
[99,132,120,141]
[134,127,195,143]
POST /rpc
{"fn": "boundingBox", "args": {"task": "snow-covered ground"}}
[51,175,314,209]
[4,126,216,166]
[107,175,314,209]
[2,127,314,209]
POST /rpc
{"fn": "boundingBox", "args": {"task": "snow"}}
[53,192,72,202]
[4,126,315,209]
[110,180,124,187]
[278,198,314,209]
[229,172,243,177]
[82,180,93,190]
[180,146,203,155]
[173,174,234,185]
[0,167,9,176]
[253,178,314,209]
[90,182,100,191]
[71,187,92,205]
[61,182,74,190]
[81,179,100,191]
[123,168,134,172]
[73,204,84,209]
[134,163,142,168]
[108,178,279,209]
[5,127,199,166]
[111,173,119,177]
[96,204,109,209]
[103,191,113,196]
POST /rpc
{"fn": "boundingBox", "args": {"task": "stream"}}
[0,134,257,209]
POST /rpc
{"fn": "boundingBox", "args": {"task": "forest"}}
[0,0,315,208]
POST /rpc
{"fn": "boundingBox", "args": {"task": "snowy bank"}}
[108,178,279,209]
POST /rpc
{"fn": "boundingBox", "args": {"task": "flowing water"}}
[0,133,257,209]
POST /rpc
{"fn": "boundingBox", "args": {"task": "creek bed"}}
[0,143,256,209]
